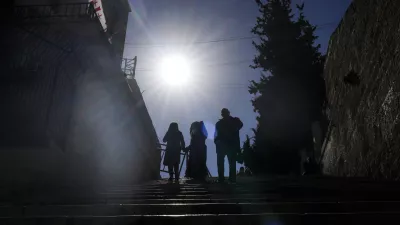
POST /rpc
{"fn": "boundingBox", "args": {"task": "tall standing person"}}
[214,108,243,183]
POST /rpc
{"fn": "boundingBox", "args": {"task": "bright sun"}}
[160,55,191,86]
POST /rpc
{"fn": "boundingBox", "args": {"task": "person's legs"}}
[191,147,200,179]
[168,165,174,181]
[196,145,208,181]
[186,152,192,178]
[202,145,208,179]
[217,151,225,182]
[193,145,207,182]
[227,151,236,182]
[174,163,179,181]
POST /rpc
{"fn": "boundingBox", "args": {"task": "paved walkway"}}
[1,176,400,224]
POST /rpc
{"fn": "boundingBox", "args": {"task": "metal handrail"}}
[159,143,212,178]
[159,143,187,176]
[318,104,332,166]
[318,121,333,168]
[14,3,97,19]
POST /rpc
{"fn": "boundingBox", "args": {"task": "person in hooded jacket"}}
[185,121,208,181]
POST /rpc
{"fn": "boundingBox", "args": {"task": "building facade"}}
[0,0,160,190]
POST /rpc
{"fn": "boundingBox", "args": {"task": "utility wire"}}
[125,36,256,48]
[135,59,252,72]
[140,83,250,93]
[125,21,338,48]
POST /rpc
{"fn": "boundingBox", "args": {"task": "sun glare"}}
[160,55,191,86]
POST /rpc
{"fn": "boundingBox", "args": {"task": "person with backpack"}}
[214,108,243,183]
[185,121,208,181]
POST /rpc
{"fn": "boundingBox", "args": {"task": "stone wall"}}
[323,0,400,179]
[0,2,159,190]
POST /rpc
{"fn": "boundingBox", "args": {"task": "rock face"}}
[323,0,400,179]
[0,1,160,190]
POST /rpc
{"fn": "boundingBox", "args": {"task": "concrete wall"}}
[126,79,161,180]
[101,0,131,58]
[323,0,400,179]
[0,2,159,190]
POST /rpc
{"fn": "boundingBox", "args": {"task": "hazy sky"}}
[124,0,351,177]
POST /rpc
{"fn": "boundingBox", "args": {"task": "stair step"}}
[102,197,337,204]
[101,193,284,200]
[0,212,399,225]
[2,201,400,217]
[4,177,400,224]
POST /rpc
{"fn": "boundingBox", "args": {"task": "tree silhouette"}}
[245,0,326,174]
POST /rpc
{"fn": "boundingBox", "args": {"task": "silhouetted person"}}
[185,121,208,181]
[163,122,185,182]
[214,108,243,183]
[237,167,245,176]
[303,157,319,176]
[245,167,252,176]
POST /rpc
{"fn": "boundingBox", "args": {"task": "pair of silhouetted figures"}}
[163,108,243,183]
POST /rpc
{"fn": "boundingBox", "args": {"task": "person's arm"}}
[189,122,195,137]
[163,132,168,143]
[235,117,243,130]
[201,122,208,139]
[214,122,219,144]
[180,132,186,150]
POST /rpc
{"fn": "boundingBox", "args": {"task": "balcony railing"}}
[14,3,98,20]
[121,57,137,79]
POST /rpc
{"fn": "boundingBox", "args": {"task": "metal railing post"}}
[159,143,188,177]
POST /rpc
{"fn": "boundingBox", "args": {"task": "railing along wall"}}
[159,143,212,178]
[159,143,188,176]
[14,3,98,19]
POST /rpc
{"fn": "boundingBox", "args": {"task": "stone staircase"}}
[1,177,400,224]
